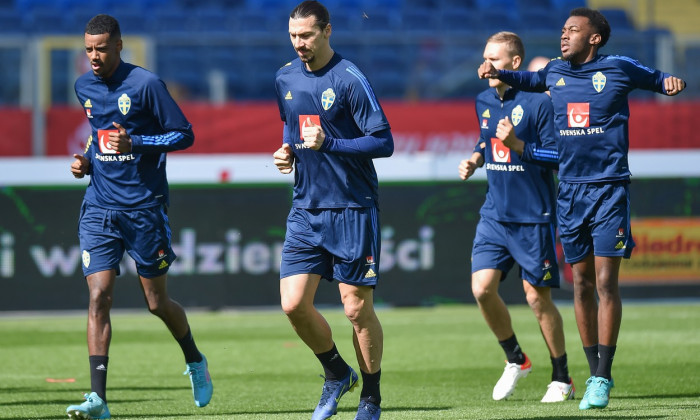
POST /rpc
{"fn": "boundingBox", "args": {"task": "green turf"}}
[1,303,699,419]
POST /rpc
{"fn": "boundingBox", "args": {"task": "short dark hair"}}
[85,14,121,40]
[570,7,610,48]
[290,1,330,30]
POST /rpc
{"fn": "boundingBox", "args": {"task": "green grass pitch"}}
[1,302,699,419]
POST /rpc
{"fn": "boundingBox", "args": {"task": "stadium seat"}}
[371,68,408,98]
[519,8,561,34]
[151,7,195,36]
[438,0,477,10]
[192,7,236,35]
[469,8,521,33]
[0,10,24,34]
[599,8,635,31]
[357,8,400,35]
[107,7,152,35]
[439,9,475,34]
[24,5,72,34]
[400,8,440,35]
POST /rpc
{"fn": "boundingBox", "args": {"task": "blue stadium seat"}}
[328,8,359,39]
[108,7,152,35]
[0,10,24,34]
[232,8,273,34]
[156,46,206,98]
[403,0,439,9]
[24,5,71,34]
[469,8,521,33]
[438,0,477,10]
[356,8,400,35]
[515,0,551,11]
[335,42,365,67]
[519,8,560,34]
[400,8,440,35]
[439,9,476,35]
[151,7,195,36]
[370,68,408,98]
[599,8,635,31]
[192,6,236,35]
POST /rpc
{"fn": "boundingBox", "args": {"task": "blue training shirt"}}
[474,88,557,224]
[74,60,194,209]
[275,53,392,209]
[499,54,672,183]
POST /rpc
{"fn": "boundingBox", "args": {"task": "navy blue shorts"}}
[280,207,380,286]
[557,181,635,264]
[471,216,560,287]
[78,202,176,278]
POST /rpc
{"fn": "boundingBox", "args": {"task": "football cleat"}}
[492,353,532,400]
[578,376,595,410]
[66,392,110,419]
[541,379,575,402]
[184,353,213,407]
[585,376,614,409]
[354,399,381,420]
[312,367,359,420]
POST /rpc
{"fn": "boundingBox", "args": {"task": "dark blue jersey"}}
[275,53,392,209]
[499,54,673,183]
[474,88,557,223]
[74,60,194,209]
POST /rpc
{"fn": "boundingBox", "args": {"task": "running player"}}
[460,31,573,403]
[479,7,686,410]
[66,14,212,419]
[272,2,393,419]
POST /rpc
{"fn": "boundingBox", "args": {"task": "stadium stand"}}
[0,0,695,102]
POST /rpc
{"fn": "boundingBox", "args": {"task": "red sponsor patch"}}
[97,129,119,154]
[491,137,510,163]
[567,103,590,128]
[299,114,321,138]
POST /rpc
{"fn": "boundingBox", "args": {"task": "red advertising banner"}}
[1,100,698,156]
[621,218,700,284]
[0,108,32,156]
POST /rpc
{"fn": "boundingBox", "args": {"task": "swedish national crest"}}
[511,105,524,126]
[321,88,335,110]
[592,71,606,93]
[118,93,131,115]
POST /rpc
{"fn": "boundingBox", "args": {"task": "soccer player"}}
[272,2,393,419]
[478,7,686,410]
[459,32,573,403]
[66,14,212,419]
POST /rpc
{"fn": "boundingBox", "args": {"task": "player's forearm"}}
[130,126,194,153]
[521,143,559,170]
[471,152,484,167]
[499,70,547,93]
[319,129,394,158]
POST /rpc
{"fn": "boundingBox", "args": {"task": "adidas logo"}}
[364,268,376,278]
[95,364,107,371]
[556,78,566,86]
[285,91,293,100]
[158,260,169,269]
[481,109,490,118]
[615,241,625,250]
[543,271,552,281]
[84,99,92,108]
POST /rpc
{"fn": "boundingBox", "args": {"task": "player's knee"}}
[471,281,493,302]
[343,297,368,325]
[280,296,308,319]
[144,293,170,317]
[596,280,620,301]
[525,285,550,310]
[88,289,112,313]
